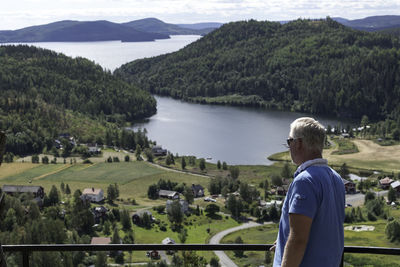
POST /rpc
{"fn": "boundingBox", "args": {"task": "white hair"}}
[290,117,325,153]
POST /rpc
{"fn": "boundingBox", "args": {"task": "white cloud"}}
[1,0,400,30]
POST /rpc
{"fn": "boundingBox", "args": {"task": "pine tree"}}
[181,157,186,170]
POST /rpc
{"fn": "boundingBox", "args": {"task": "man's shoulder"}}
[296,165,340,183]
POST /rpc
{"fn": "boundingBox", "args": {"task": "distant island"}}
[0,18,222,43]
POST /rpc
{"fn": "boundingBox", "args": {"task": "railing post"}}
[340,251,344,267]
[22,250,29,267]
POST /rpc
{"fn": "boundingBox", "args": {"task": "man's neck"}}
[297,151,322,166]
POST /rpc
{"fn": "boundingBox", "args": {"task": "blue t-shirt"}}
[273,159,345,267]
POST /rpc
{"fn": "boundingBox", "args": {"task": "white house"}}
[81,188,104,202]
[159,189,180,199]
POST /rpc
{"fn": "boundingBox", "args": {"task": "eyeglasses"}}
[285,137,302,148]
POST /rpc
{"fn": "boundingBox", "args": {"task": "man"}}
[272,117,345,267]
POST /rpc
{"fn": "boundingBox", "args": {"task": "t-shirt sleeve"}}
[288,178,318,219]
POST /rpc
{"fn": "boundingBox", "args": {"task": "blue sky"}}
[1,0,400,30]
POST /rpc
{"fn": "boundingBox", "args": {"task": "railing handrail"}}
[2,244,400,267]
[3,244,400,254]
[2,243,271,252]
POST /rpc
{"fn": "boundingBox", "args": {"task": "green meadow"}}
[220,211,400,267]
[0,161,211,206]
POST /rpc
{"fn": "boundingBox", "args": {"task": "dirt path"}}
[145,161,211,179]
[32,164,73,180]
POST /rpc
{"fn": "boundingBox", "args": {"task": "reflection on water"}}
[134,96,347,165]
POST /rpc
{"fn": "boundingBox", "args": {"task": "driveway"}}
[209,221,272,267]
[345,191,387,207]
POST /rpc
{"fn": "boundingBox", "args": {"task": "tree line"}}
[0,45,156,156]
[115,18,400,125]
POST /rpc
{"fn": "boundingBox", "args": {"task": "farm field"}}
[0,160,211,206]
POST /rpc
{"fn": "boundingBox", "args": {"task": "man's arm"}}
[281,213,312,267]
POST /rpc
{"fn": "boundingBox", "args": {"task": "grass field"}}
[268,138,400,173]
[0,160,211,207]
[221,223,278,267]
[220,209,400,267]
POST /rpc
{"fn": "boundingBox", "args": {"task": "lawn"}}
[219,212,400,267]
[220,223,278,267]
[100,209,240,264]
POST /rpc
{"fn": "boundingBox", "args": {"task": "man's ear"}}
[295,138,303,150]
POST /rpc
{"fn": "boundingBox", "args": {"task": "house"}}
[379,177,394,190]
[91,237,111,245]
[191,184,205,197]
[87,143,101,154]
[391,181,400,194]
[151,146,167,156]
[259,200,282,208]
[158,189,179,199]
[166,199,189,214]
[342,179,356,194]
[2,185,44,199]
[81,188,104,202]
[132,210,155,226]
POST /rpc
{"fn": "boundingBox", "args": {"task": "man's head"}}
[288,117,325,164]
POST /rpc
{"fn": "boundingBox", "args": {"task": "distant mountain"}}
[177,22,223,30]
[122,18,219,36]
[0,20,169,43]
[334,15,400,31]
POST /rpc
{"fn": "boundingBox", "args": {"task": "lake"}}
[5,35,202,71]
[9,36,346,165]
[134,96,345,165]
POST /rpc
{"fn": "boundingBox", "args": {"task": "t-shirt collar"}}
[294,158,328,178]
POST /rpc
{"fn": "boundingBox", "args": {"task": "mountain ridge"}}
[0,18,221,43]
[0,20,169,43]
[114,18,400,122]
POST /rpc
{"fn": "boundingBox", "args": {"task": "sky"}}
[1,0,400,30]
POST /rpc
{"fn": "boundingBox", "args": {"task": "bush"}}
[31,154,40,163]
[42,156,49,164]
[210,257,220,267]
[367,212,377,221]
[386,220,400,242]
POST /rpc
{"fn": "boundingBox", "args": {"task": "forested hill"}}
[0,20,169,42]
[115,18,400,122]
[0,45,156,155]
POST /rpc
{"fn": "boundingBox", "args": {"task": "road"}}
[209,221,272,267]
[345,191,388,207]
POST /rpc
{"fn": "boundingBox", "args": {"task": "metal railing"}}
[2,244,400,267]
